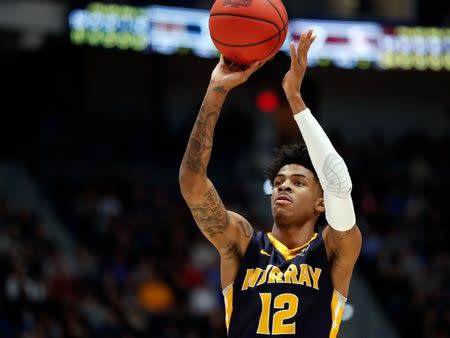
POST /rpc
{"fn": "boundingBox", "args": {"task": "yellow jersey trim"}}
[222,283,234,333]
[267,232,318,261]
[329,289,346,338]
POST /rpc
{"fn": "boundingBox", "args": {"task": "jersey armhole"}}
[221,231,260,308]
[334,289,347,303]
[222,283,234,333]
[222,282,233,294]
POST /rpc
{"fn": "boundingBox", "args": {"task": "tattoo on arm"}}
[337,227,355,239]
[181,85,227,174]
[212,85,227,95]
[183,109,218,174]
[190,186,229,237]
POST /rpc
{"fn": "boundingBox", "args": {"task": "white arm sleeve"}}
[294,108,356,231]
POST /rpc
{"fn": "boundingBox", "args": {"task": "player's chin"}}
[272,205,293,218]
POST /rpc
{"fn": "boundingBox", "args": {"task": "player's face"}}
[271,164,323,224]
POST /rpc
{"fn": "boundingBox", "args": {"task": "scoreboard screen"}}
[380,26,450,71]
[68,2,450,71]
[69,3,150,51]
[287,19,382,70]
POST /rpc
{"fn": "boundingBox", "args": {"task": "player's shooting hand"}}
[282,29,316,98]
[210,55,265,91]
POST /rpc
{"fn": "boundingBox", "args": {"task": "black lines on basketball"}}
[266,0,286,27]
[265,0,288,47]
[209,0,289,64]
[209,13,280,29]
[210,15,280,47]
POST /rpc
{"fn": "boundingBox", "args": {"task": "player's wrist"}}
[286,92,306,114]
[208,81,230,96]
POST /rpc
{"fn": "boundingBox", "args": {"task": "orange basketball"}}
[209,0,289,65]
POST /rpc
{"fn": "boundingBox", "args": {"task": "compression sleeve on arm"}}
[294,108,356,231]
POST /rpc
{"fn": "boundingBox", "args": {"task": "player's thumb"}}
[245,60,264,77]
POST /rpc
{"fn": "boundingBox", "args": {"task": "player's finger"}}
[304,35,316,56]
[297,32,306,56]
[299,30,311,51]
[227,60,240,71]
[289,42,299,68]
[289,42,297,61]
[306,32,316,48]
[247,60,260,72]
[244,60,263,76]
[257,60,266,69]
[301,32,313,55]
[307,35,316,53]
[302,30,314,52]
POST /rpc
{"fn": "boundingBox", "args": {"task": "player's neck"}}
[271,222,315,250]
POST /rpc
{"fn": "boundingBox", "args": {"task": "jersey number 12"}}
[257,293,299,335]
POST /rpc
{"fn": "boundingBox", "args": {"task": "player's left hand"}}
[210,55,265,91]
[282,29,316,97]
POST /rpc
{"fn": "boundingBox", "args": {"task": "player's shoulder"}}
[247,230,274,253]
[252,229,270,242]
[237,229,266,251]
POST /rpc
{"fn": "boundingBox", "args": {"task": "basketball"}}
[209,0,289,65]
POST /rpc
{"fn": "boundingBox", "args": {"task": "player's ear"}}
[315,197,325,213]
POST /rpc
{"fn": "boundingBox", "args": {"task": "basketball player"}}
[179,29,362,337]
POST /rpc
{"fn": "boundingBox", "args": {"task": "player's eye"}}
[295,181,304,186]
[274,179,282,186]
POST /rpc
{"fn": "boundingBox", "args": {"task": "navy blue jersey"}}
[223,231,346,338]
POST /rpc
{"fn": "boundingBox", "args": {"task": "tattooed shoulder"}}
[336,227,355,239]
[238,219,253,238]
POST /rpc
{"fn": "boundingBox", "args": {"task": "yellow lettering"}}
[308,266,322,290]
[283,264,299,284]
[273,293,298,334]
[257,265,272,286]
[242,268,263,290]
[257,293,271,334]
[298,264,311,287]
[268,266,284,284]
[257,293,299,335]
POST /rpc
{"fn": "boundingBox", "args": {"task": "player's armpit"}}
[185,178,254,258]
[217,212,253,288]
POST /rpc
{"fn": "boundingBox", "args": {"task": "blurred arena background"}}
[0,0,449,337]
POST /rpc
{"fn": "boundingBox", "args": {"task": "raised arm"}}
[179,56,263,287]
[282,30,362,297]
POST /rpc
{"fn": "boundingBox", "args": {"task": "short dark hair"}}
[264,143,318,184]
